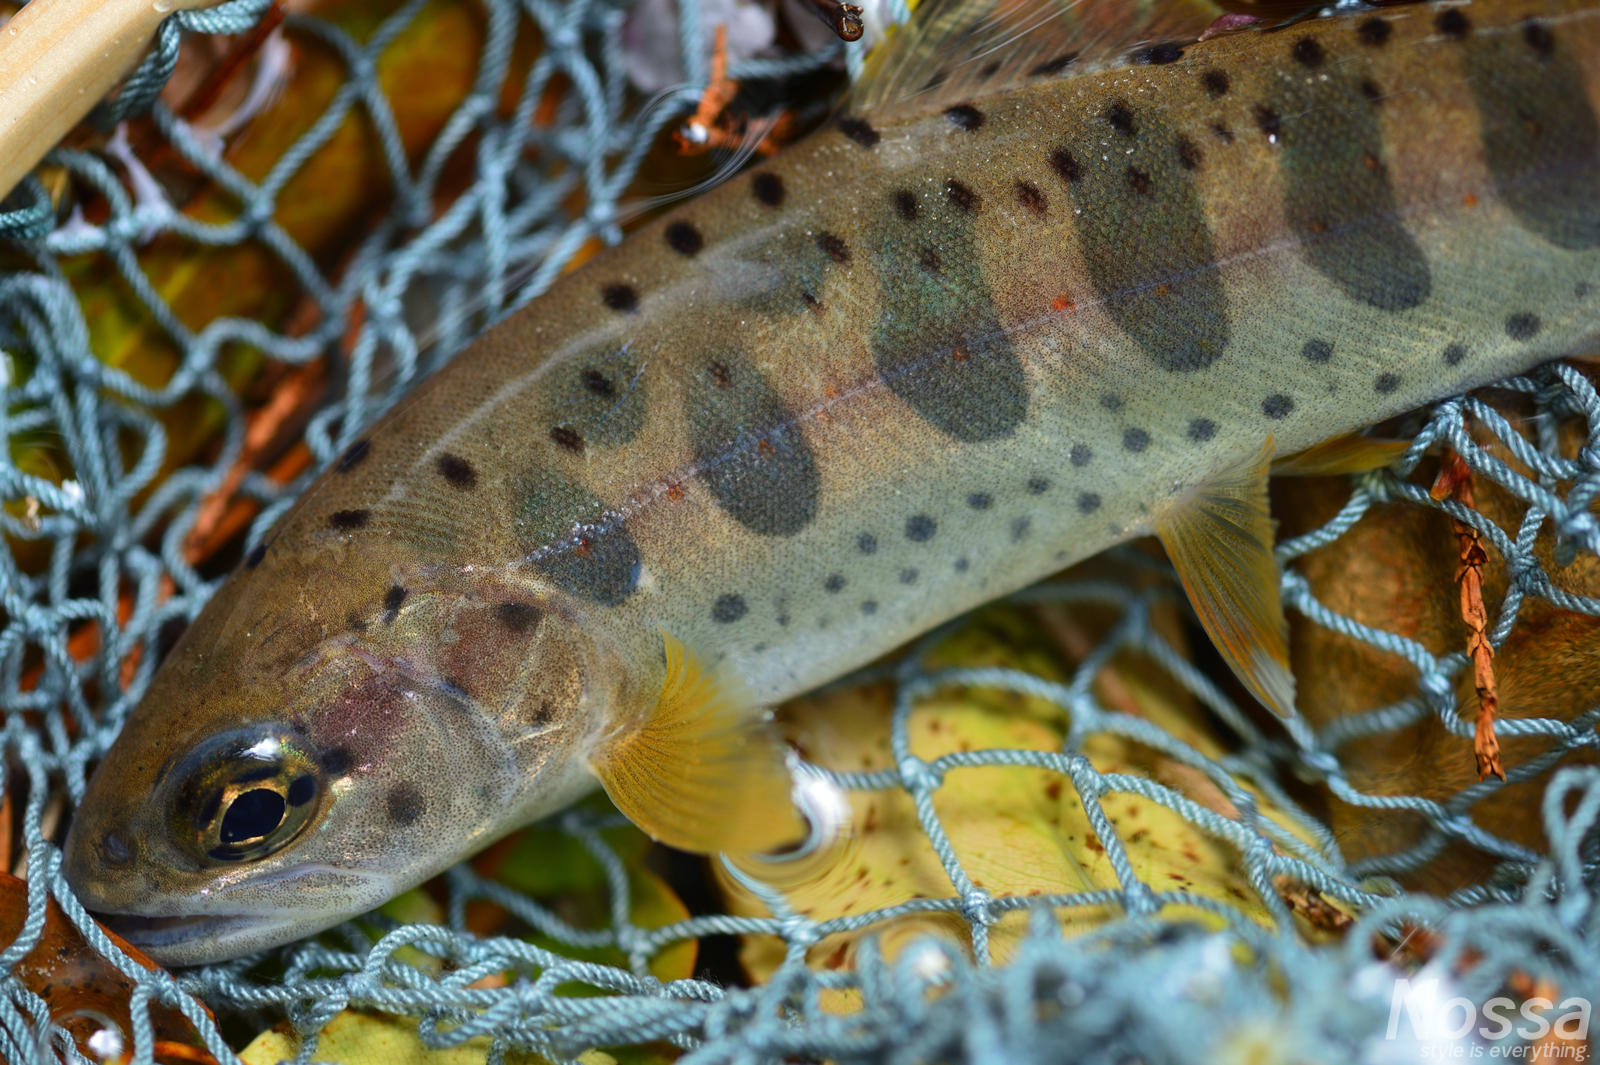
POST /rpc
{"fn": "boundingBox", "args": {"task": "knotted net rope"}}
[1,0,1598,1060]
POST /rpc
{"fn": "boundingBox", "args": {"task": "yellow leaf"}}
[240,1010,619,1065]
[718,565,1337,997]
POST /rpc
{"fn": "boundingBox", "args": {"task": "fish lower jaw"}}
[95,910,329,967]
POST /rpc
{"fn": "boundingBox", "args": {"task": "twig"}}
[1430,447,1505,782]
[184,362,322,565]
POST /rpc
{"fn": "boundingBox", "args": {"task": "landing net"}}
[2,0,1598,1061]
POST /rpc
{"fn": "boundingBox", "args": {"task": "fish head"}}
[63,536,619,966]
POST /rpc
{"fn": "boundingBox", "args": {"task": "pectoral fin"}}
[1271,433,1409,477]
[590,632,805,854]
[1156,437,1296,717]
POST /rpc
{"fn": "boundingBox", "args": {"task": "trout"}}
[64,0,1600,964]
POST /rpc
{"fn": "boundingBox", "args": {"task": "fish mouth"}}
[94,911,319,968]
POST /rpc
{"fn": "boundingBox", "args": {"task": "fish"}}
[63,0,1600,965]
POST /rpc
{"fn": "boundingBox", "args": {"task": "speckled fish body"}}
[65,0,1600,963]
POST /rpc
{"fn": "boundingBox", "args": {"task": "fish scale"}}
[63,0,1600,965]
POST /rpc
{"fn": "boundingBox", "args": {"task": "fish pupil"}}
[220,788,286,844]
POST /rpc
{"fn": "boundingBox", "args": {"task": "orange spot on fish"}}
[1309,219,1328,234]
[666,483,684,501]
[1363,151,1379,170]
[1051,293,1076,312]
[952,347,969,362]
[1155,283,1170,298]
[1463,192,1479,208]
[575,538,593,557]
[757,438,775,455]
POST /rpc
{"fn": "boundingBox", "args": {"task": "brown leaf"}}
[0,872,213,1062]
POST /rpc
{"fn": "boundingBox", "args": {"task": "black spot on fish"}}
[713,594,747,623]
[548,345,649,447]
[1254,106,1281,140]
[752,171,785,206]
[1302,339,1333,363]
[1375,372,1401,394]
[382,584,408,623]
[1437,9,1471,39]
[919,247,942,272]
[968,492,993,510]
[549,426,585,453]
[244,543,266,569]
[1101,394,1123,411]
[1030,53,1078,76]
[1212,122,1235,144]
[601,283,638,312]
[1011,516,1032,541]
[666,221,704,256]
[1462,25,1600,248]
[1443,342,1468,366]
[1188,418,1216,441]
[1070,444,1093,467]
[1578,282,1593,298]
[346,612,368,632]
[436,453,476,488]
[900,567,919,584]
[1106,101,1136,136]
[955,557,970,572]
[816,232,851,263]
[1050,148,1082,182]
[1063,101,1231,372]
[686,349,819,537]
[1357,17,1391,46]
[1177,135,1202,171]
[1028,477,1050,494]
[1507,312,1542,340]
[336,439,370,473]
[1202,69,1230,97]
[824,574,846,593]
[979,61,1001,79]
[1524,19,1554,60]
[493,602,541,633]
[858,532,878,554]
[322,748,351,776]
[1078,493,1101,514]
[1361,79,1384,105]
[1276,65,1431,311]
[1015,181,1047,215]
[1292,37,1324,68]
[1136,42,1184,65]
[946,104,985,131]
[861,600,878,615]
[1123,428,1150,452]
[328,509,369,530]
[893,189,920,220]
[906,514,937,541]
[837,116,880,148]
[517,474,642,606]
[386,783,425,826]
[1263,394,1295,419]
[945,179,980,212]
[287,775,315,808]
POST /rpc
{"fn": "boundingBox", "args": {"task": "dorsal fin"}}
[846,0,1225,121]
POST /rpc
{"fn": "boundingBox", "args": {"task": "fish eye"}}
[170,728,325,864]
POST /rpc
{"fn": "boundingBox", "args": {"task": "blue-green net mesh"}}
[2,0,1600,1061]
